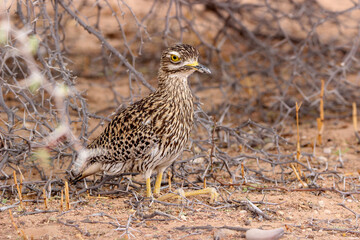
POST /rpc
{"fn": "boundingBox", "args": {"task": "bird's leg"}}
[154,167,166,195]
[168,170,172,191]
[157,187,218,203]
[154,172,163,195]
[183,188,219,202]
[154,168,218,202]
[146,178,152,197]
[145,171,153,197]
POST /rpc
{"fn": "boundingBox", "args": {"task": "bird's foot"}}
[157,187,218,203]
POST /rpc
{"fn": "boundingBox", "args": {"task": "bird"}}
[69,44,211,198]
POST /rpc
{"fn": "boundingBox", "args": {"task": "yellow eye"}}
[170,54,180,62]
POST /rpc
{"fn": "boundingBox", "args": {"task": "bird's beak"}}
[186,61,211,74]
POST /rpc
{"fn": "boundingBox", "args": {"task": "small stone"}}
[324,209,331,214]
[214,229,238,239]
[318,200,325,208]
[263,142,275,151]
[244,220,252,226]
[193,157,205,163]
[246,228,284,240]
[278,211,285,216]
[347,199,353,202]
[323,148,332,154]
[194,146,202,153]
[317,156,328,163]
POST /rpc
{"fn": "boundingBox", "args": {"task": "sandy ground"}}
[1,96,359,239]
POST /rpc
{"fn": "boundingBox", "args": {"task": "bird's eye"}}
[170,54,180,63]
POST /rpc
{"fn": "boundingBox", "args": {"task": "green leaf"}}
[28,73,43,94]
[33,148,51,167]
[28,35,39,55]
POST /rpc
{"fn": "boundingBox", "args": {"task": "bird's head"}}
[159,44,211,77]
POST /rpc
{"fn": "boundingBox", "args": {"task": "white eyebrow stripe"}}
[168,51,181,57]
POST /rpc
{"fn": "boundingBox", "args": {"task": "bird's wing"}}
[86,104,160,168]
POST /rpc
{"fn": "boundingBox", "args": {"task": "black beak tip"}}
[196,64,211,74]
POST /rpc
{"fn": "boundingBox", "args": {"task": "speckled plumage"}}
[70,44,210,196]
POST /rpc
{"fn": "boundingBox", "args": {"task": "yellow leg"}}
[157,187,218,203]
[168,171,172,191]
[146,178,152,197]
[154,171,163,195]
[184,188,218,202]
[157,188,185,202]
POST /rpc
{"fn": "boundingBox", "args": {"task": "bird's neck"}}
[155,70,194,127]
[156,71,193,102]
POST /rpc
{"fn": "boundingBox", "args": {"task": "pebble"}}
[214,229,238,239]
[318,200,325,208]
[246,228,284,240]
[323,147,332,154]
[193,157,205,163]
[317,156,328,163]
